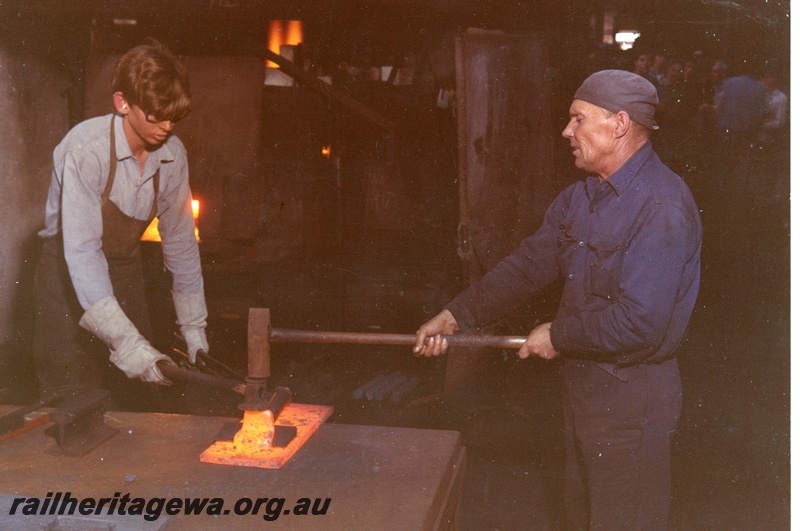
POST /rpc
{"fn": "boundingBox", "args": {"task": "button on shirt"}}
[39,114,203,310]
[446,142,702,366]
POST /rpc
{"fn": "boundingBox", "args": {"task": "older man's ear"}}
[613,111,632,138]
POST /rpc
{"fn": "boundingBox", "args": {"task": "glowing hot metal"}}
[200,399,332,469]
[200,309,332,469]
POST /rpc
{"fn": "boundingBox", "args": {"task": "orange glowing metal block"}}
[200,404,333,469]
[232,409,277,454]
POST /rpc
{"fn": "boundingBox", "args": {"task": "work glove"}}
[172,290,209,365]
[79,296,174,385]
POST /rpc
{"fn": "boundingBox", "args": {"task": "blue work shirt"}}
[446,142,702,366]
[39,113,203,310]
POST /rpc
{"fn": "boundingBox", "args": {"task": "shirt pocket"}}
[556,218,578,275]
[588,232,625,301]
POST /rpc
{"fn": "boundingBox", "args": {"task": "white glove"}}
[172,291,209,365]
[110,344,173,385]
[79,296,173,385]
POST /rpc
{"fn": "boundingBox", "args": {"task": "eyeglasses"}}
[144,113,187,125]
[137,105,188,125]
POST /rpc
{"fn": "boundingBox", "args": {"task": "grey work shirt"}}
[39,113,203,310]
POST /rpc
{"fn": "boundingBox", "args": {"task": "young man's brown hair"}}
[112,38,191,122]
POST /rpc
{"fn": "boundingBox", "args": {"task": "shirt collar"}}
[602,141,654,196]
[112,112,176,165]
[112,114,132,162]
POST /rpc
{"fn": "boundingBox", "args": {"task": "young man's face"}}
[127,104,176,148]
[562,99,617,178]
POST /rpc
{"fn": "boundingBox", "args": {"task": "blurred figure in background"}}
[655,58,691,170]
[631,50,658,86]
[757,65,788,148]
[649,51,667,85]
[755,64,789,200]
[709,59,767,253]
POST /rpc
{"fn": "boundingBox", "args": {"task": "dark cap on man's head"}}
[574,69,660,130]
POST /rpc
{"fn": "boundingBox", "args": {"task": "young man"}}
[33,40,208,404]
[414,70,702,529]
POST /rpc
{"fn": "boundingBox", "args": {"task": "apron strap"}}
[102,114,160,219]
[149,169,160,219]
[102,115,117,204]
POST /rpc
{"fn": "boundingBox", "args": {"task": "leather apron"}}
[33,115,160,404]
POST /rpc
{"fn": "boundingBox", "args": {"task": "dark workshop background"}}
[0,0,790,528]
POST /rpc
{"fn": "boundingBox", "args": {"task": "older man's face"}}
[562,99,617,177]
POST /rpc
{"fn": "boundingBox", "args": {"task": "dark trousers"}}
[31,237,159,410]
[562,358,682,530]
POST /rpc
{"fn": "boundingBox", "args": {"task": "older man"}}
[414,70,702,529]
